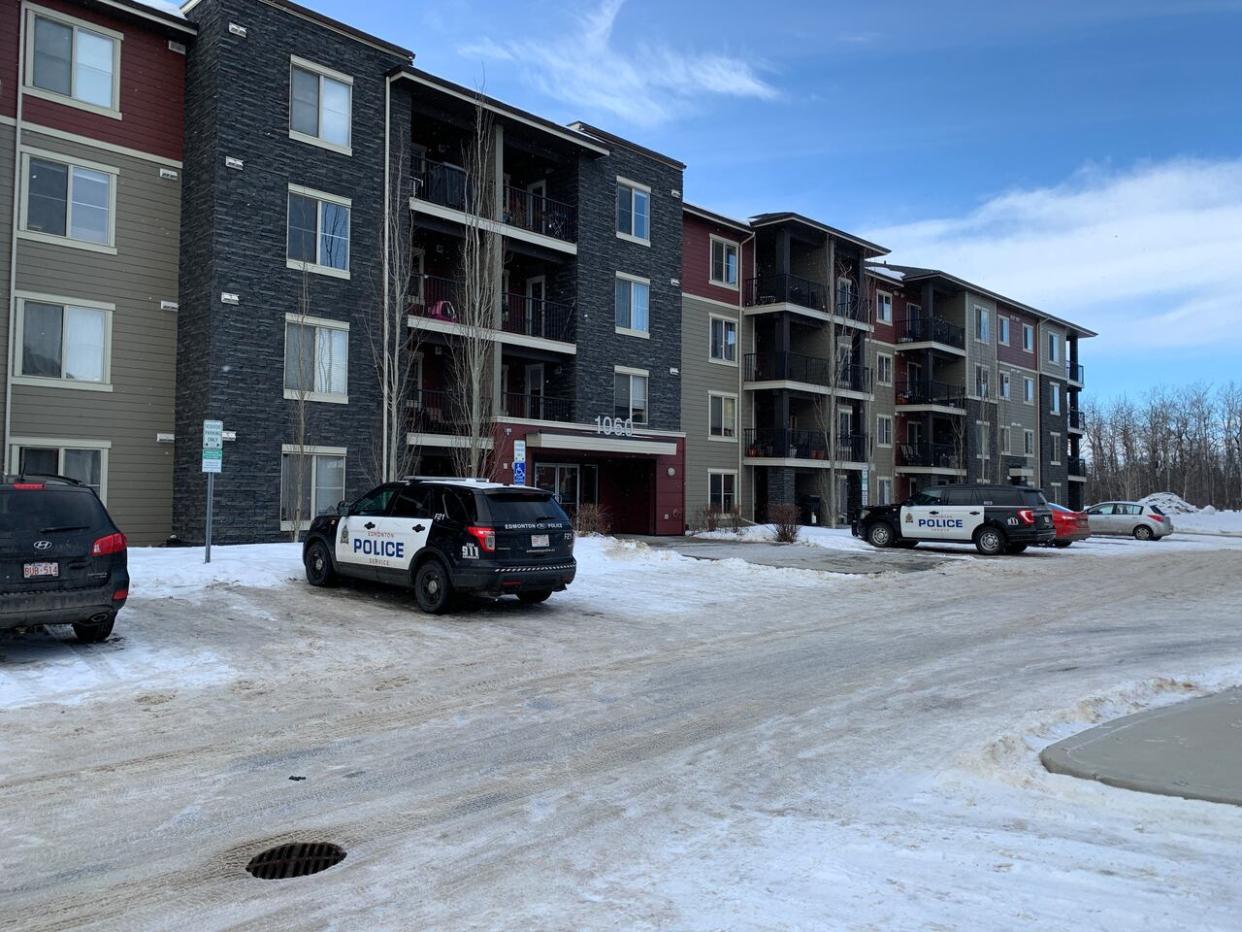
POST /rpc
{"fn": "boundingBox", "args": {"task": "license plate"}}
[531,534,550,548]
[23,562,59,579]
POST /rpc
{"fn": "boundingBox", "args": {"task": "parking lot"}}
[4,533,1242,929]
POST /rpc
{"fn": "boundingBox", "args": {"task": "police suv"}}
[302,478,576,613]
[853,484,1055,555]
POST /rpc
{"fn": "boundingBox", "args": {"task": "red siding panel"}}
[997,303,1038,366]
[10,0,185,160]
[0,2,19,118]
[682,212,749,306]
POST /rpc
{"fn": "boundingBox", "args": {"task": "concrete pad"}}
[1042,688,1242,806]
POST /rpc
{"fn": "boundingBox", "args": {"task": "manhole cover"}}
[245,842,346,880]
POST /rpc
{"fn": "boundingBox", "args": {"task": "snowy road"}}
[4,537,1242,929]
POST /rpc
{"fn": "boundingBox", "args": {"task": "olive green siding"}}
[8,129,180,543]
[868,338,896,501]
[0,122,13,433]
[681,294,744,525]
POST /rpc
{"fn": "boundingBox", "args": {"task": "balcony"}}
[744,352,870,392]
[1067,455,1087,477]
[896,317,966,350]
[744,428,867,462]
[895,379,966,409]
[412,156,470,212]
[1067,409,1086,431]
[834,292,870,324]
[745,273,828,312]
[411,388,462,435]
[409,274,463,322]
[1067,363,1085,385]
[898,442,963,471]
[501,292,575,343]
[502,186,576,243]
[501,392,572,422]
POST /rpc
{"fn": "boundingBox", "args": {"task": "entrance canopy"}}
[524,432,677,458]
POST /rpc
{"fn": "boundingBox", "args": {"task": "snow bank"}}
[1139,491,1199,514]
[693,524,873,552]
[128,543,304,598]
[1134,492,1242,535]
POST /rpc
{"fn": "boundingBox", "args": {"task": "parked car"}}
[1047,503,1092,548]
[1084,501,1173,540]
[853,483,1055,555]
[0,475,129,643]
[302,477,577,613]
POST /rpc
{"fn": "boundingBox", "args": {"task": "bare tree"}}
[285,267,313,540]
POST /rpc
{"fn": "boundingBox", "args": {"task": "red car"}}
[1048,503,1091,548]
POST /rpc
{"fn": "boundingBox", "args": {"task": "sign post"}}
[512,439,526,487]
[202,419,223,563]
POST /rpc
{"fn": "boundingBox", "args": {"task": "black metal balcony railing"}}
[899,442,963,470]
[745,274,828,312]
[743,428,868,461]
[1005,455,1034,474]
[1067,363,1085,384]
[409,274,463,321]
[895,378,967,408]
[896,316,966,349]
[1068,409,1086,430]
[410,388,462,435]
[412,156,470,212]
[835,292,870,323]
[837,432,868,462]
[503,186,576,243]
[501,292,575,343]
[501,393,572,422]
[744,352,870,391]
[1067,455,1087,476]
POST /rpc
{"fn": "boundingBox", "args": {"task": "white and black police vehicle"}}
[853,483,1055,555]
[302,477,576,613]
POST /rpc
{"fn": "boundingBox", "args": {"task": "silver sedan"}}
[1083,501,1174,540]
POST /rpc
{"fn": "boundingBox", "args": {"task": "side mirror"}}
[336,500,349,516]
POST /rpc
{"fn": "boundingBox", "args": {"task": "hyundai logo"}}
[33,540,53,551]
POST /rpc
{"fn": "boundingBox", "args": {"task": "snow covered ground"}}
[4,534,1242,928]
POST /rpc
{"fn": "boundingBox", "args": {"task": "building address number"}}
[594,415,635,438]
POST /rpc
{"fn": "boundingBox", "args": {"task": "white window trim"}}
[708,313,738,367]
[999,370,1011,400]
[997,315,1010,346]
[615,175,651,246]
[287,184,351,280]
[974,304,990,344]
[708,235,740,290]
[10,435,110,503]
[1023,377,1035,406]
[974,364,991,400]
[1024,429,1035,456]
[283,312,350,404]
[24,5,124,121]
[707,391,738,442]
[12,292,114,392]
[876,352,893,386]
[707,469,739,510]
[1047,331,1061,364]
[288,55,354,156]
[876,414,893,448]
[279,444,347,531]
[1022,323,1034,352]
[1050,432,1062,465]
[876,476,893,506]
[1000,426,1012,455]
[613,366,650,425]
[17,148,119,254]
[875,290,893,324]
[614,271,650,337]
[976,420,990,460]
[1050,383,1061,415]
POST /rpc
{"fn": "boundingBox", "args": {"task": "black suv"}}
[853,484,1055,555]
[0,475,129,642]
[302,478,576,613]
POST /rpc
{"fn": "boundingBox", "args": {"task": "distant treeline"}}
[1084,384,1242,509]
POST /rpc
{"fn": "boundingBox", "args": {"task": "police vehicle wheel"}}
[974,526,1006,556]
[305,540,337,587]
[414,559,453,614]
[72,615,114,644]
[866,522,894,548]
[517,590,552,605]
[1133,525,1153,541]
[1006,543,1028,554]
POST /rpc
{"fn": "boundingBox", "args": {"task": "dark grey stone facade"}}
[174,0,408,543]
[1040,375,1068,495]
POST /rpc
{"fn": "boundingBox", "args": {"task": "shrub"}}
[697,506,720,533]
[722,507,745,535]
[770,503,800,543]
[573,503,612,536]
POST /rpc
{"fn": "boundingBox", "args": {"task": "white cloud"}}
[458,0,777,127]
[865,159,1242,351]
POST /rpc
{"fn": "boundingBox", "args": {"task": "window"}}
[975,306,990,342]
[284,315,349,402]
[17,297,110,388]
[614,274,650,335]
[975,364,991,399]
[614,369,648,424]
[877,477,893,505]
[15,443,105,497]
[287,187,351,277]
[1047,331,1060,363]
[1023,376,1035,404]
[1024,430,1035,456]
[876,292,893,324]
[1050,482,1062,504]
[27,10,119,114]
[710,316,737,363]
[290,58,352,151]
[999,370,1011,400]
[21,152,115,249]
[280,447,346,527]
[1022,323,1034,352]
[876,415,893,447]
[709,393,737,439]
[1000,426,1012,455]
[616,178,650,242]
[710,237,738,287]
[708,471,737,512]
[1050,432,1062,464]
[998,316,1010,345]
[876,353,893,386]
[977,422,990,460]
[1050,382,1061,415]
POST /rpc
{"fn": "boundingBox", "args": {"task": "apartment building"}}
[1,0,193,544]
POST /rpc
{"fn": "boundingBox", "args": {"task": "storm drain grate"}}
[245,842,346,880]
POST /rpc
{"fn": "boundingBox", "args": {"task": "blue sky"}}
[324,0,1242,402]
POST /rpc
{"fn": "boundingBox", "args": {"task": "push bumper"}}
[0,581,127,630]
[450,560,577,596]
